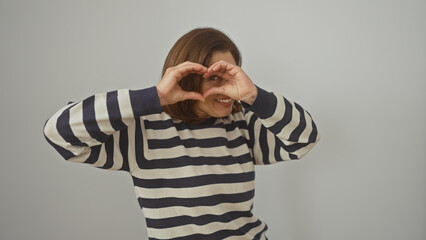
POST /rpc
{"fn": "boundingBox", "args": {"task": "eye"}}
[208,75,219,81]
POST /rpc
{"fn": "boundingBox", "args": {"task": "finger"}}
[208,61,235,72]
[178,63,207,74]
[182,91,205,102]
[174,64,207,80]
[203,67,226,79]
[202,86,228,99]
[203,69,233,81]
[206,63,225,75]
[178,61,208,72]
[202,71,224,80]
[205,62,237,80]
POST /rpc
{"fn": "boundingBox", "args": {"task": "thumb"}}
[203,86,227,99]
[182,91,205,102]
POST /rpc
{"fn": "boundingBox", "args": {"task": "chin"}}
[213,109,233,118]
[195,101,234,119]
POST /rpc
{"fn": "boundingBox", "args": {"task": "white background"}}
[1,0,425,239]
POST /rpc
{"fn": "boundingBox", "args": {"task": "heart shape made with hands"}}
[157,61,257,106]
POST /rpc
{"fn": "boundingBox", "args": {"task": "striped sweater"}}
[43,85,319,240]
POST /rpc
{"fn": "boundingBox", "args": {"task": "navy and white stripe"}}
[44,85,319,240]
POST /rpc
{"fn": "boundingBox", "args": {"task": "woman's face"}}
[194,51,237,119]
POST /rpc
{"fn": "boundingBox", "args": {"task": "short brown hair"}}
[161,28,242,123]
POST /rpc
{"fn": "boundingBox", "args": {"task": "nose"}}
[216,77,226,86]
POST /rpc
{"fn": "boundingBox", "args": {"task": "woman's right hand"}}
[156,61,207,106]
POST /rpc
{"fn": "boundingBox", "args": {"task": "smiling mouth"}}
[215,98,232,103]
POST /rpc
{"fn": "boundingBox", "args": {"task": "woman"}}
[44,28,320,240]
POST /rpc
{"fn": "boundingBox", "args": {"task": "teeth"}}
[216,98,232,103]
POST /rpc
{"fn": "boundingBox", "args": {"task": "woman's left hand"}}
[202,61,258,105]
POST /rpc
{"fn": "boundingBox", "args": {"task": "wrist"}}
[156,86,167,106]
[241,85,258,105]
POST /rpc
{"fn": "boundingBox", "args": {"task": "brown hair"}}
[161,27,242,123]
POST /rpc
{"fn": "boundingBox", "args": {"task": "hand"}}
[156,61,207,106]
[202,61,258,105]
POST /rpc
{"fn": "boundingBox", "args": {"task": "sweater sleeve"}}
[43,86,162,172]
[242,86,320,165]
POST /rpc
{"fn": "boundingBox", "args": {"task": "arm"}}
[201,61,320,164]
[243,86,320,165]
[43,87,162,172]
[43,61,208,171]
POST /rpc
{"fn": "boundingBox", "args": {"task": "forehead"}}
[208,51,237,66]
